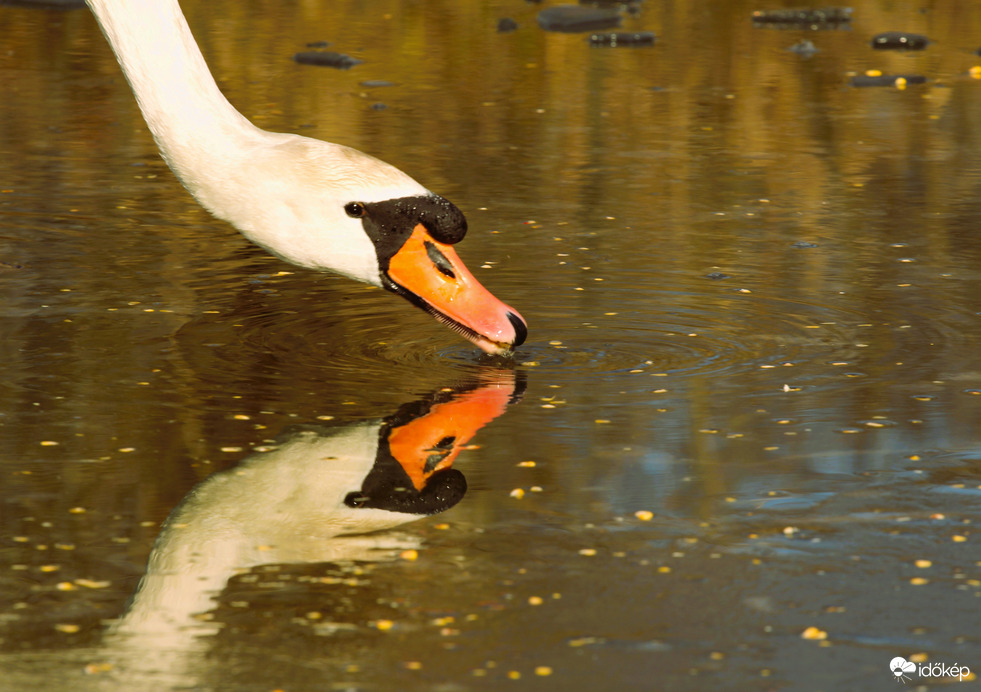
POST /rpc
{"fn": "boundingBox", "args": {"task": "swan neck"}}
[86,0,260,178]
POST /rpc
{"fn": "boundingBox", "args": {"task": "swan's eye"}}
[344,202,366,218]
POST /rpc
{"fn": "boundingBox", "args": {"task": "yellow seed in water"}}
[634,510,654,521]
[914,559,932,568]
[374,620,395,631]
[535,666,553,676]
[400,549,418,561]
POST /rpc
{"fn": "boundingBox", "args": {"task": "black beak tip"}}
[507,311,528,349]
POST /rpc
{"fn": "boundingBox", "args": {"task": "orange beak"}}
[386,375,516,491]
[385,225,527,355]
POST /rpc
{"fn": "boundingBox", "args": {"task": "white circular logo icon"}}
[890,657,916,682]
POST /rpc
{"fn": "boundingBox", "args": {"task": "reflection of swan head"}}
[111,372,519,642]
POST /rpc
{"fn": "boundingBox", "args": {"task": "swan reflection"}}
[101,372,521,681]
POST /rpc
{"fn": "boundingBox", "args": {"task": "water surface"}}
[1,1,980,690]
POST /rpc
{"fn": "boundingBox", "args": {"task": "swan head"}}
[205,136,527,355]
[343,193,527,356]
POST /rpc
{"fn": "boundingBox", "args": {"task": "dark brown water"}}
[2,1,980,690]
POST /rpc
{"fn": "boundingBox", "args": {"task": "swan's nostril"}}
[507,311,528,348]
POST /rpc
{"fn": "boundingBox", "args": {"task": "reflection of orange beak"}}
[387,377,515,491]
[386,225,527,355]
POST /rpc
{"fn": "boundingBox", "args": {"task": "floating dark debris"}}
[850,73,927,87]
[791,241,818,249]
[293,51,364,69]
[751,6,852,30]
[588,31,655,47]
[537,5,621,33]
[498,17,518,33]
[788,39,819,55]
[360,80,395,88]
[870,31,929,50]
[0,0,86,8]
[305,40,329,49]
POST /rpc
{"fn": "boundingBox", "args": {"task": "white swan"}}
[84,0,526,355]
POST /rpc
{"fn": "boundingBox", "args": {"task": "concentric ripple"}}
[511,288,875,381]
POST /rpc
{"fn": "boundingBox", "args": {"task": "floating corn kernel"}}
[400,549,418,561]
[509,488,525,499]
[634,510,654,521]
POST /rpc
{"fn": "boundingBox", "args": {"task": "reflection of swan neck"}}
[112,423,399,638]
[86,0,263,194]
